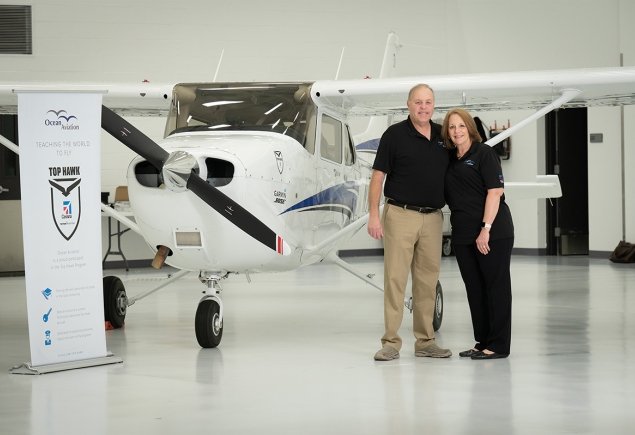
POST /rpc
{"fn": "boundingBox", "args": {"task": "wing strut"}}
[328,253,383,292]
[0,133,19,155]
[485,88,581,147]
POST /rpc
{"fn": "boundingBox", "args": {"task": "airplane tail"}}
[353,32,402,161]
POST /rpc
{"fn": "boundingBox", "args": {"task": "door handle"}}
[0,185,9,193]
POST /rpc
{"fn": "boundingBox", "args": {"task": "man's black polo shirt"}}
[372,117,448,209]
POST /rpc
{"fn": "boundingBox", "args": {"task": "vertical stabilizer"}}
[353,32,403,155]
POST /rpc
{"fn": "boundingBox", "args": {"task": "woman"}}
[442,108,514,360]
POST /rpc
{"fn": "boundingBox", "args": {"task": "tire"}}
[433,281,443,331]
[442,237,453,256]
[195,299,223,348]
[103,276,127,329]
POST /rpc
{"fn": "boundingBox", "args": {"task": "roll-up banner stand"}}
[10,90,122,374]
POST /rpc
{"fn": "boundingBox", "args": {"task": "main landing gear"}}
[404,280,443,332]
[103,276,127,329]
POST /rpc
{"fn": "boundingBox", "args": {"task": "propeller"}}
[101,105,290,255]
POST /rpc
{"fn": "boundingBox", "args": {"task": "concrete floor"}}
[1,255,634,434]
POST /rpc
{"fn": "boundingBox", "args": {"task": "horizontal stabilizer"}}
[505,175,562,200]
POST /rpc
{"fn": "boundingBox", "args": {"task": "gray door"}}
[0,115,24,273]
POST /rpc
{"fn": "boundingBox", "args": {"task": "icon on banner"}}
[43,308,52,323]
[44,330,52,346]
[42,288,52,300]
[49,177,82,241]
[63,200,72,215]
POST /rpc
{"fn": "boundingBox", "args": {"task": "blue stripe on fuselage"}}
[280,181,359,219]
[355,138,380,151]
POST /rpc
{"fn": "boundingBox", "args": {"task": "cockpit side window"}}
[320,114,342,164]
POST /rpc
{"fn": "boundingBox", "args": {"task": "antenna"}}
[213,49,225,82]
[334,47,345,80]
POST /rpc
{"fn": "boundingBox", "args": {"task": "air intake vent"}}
[0,5,32,55]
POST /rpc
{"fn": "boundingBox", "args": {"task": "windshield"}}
[164,82,316,149]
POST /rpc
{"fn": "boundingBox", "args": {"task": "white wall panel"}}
[588,107,623,251]
[619,2,635,243]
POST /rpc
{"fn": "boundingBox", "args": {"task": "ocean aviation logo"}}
[48,166,82,240]
[45,109,80,130]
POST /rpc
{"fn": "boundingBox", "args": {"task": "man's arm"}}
[367,169,386,239]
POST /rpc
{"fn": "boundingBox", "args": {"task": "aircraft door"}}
[344,124,364,216]
[316,113,346,235]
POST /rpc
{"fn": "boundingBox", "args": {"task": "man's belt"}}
[386,198,438,214]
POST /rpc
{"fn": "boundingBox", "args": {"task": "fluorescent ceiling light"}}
[198,86,272,91]
[202,100,243,107]
[264,103,283,115]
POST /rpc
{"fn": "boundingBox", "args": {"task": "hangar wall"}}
[2,0,634,261]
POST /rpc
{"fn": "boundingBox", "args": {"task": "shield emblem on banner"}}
[274,150,283,174]
[49,178,82,241]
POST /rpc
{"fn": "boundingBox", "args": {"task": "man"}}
[368,83,451,361]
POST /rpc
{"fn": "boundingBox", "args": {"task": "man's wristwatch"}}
[481,222,492,230]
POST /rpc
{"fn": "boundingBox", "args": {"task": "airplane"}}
[2,33,635,348]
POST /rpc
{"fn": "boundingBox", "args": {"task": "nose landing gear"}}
[195,272,225,348]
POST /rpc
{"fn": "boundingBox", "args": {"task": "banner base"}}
[9,353,123,375]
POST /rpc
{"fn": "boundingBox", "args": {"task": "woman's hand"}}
[476,228,490,255]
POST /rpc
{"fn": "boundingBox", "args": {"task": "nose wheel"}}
[195,273,225,348]
[195,299,223,348]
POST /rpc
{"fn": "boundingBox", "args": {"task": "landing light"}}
[175,231,203,248]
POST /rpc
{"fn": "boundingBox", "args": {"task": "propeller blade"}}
[187,175,290,255]
[101,105,291,255]
[101,105,168,169]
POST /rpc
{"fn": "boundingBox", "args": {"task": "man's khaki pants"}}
[381,204,443,352]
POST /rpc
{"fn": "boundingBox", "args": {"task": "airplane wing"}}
[0,82,174,115]
[4,65,635,114]
[310,66,635,117]
[3,66,635,117]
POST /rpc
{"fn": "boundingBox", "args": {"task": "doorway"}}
[0,114,24,273]
[545,108,589,255]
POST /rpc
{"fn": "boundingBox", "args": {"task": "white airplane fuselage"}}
[127,129,369,273]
